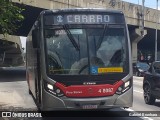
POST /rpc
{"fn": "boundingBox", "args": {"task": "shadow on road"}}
[0,67,26,82]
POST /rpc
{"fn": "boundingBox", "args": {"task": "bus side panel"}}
[26,35,37,98]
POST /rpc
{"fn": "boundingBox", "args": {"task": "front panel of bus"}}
[40,10,133,110]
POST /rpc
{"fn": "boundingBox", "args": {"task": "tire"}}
[143,84,156,105]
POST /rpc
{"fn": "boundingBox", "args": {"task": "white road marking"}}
[124,108,154,120]
[133,90,143,94]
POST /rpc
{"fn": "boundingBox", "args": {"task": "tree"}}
[0,0,24,35]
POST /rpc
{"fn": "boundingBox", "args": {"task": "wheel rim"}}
[144,85,151,103]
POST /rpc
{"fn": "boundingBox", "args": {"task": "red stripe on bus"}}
[55,80,124,97]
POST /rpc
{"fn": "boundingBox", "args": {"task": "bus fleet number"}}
[98,88,113,93]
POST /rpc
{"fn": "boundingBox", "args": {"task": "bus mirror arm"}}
[32,29,39,48]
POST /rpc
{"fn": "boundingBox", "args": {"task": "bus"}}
[26,8,133,111]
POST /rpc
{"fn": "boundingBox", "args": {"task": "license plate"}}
[82,105,98,109]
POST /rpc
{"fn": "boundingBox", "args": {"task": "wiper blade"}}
[63,25,80,51]
[96,24,108,50]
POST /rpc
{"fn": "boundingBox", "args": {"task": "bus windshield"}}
[45,25,128,75]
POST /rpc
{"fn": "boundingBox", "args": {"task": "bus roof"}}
[40,8,124,15]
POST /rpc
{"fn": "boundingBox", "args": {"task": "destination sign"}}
[44,14,124,25]
[55,14,110,23]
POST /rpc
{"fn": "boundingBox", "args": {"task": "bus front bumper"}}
[41,86,133,111]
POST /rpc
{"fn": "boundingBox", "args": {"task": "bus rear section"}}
[26,8,133,110]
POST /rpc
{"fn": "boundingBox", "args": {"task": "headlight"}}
[44,82,64,97]
[47,83,54,90]
[116,79,132,95]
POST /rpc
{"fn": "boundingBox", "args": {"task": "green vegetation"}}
[0,0,24,35]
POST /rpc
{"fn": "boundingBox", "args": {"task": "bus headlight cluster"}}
[45,82,64,97]
[116,79,132,95]
[47,84,53,90]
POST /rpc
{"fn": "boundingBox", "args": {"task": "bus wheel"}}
[143,84,155,105]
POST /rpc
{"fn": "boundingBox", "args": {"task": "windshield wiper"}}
[63,25,80,51]
[96,24,108,50]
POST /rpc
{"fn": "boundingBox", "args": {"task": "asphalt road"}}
[0,67,37,111]
[0,67,160,120]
